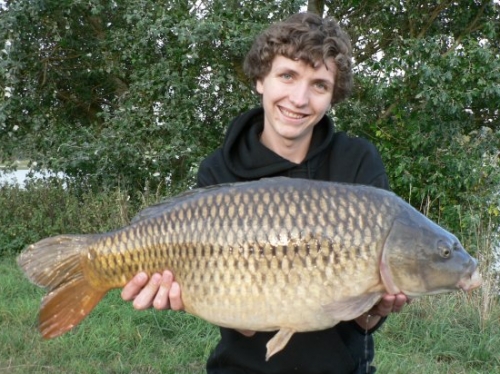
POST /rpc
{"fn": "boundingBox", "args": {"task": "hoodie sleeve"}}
[355,141,390,190]
[197,153,220,188]
[197,148,241,188]
[330,133,390,191]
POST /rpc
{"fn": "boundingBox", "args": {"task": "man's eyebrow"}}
[273,64,335,86]
[313,78,334,86]
[273,66,298,74]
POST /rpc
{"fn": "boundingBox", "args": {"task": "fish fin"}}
[130,177,295,224]
[321,293,382,320]
[265,328,295,361]
[131,184,234,224]
[17,234,106,338]
[39,276,106,338]
[18,235,94,290]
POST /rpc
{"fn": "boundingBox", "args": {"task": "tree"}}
[329,1,500,235]
[0,0,302,193]
[308,0,325,15]
[1,1,499,237]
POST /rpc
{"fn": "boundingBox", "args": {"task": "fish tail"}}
[17,235,106,339]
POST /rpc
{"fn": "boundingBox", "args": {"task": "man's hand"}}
[370,293,408,316]
[121,270,184,311]
[354,293,410,330]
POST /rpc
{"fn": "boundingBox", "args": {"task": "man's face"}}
[256,55,335,151]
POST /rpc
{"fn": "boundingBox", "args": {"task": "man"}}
[122,12,408,373]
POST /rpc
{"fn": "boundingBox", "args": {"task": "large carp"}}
[18,177,481,360]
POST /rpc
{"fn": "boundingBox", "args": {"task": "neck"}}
[260,132,312,164]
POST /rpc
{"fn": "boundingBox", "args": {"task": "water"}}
[0,169,31,185]
[0,169,65,187]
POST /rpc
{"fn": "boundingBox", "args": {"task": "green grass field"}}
[0,255,218,374]
[1,253,499,373]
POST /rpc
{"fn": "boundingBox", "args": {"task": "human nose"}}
[288,82,309,107]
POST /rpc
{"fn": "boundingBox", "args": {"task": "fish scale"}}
[17,177,481,361]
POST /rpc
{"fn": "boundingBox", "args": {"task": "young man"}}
[122,12,408,373]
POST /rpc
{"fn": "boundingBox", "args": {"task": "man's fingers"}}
[132,273,162,310]
[371,293,411,317]
[121,272,149,301]
[392,294,409,312]
[169,282,184,311]
[153,271,173,310]
[121,270,184,311]
[380,293,409,314]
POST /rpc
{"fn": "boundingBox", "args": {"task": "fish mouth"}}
[457,268,482,291]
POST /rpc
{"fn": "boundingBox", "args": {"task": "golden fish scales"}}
[17,178,481,360]
[86,182,390,326]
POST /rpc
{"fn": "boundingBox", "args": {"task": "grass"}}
[374,292,500,373]
[1,181,499,373]
[0,255,218,374]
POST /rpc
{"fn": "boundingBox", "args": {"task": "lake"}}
[0,169,65,186]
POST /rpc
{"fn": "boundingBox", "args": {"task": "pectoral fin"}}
[265,328,295,361]
[321,293,382,320]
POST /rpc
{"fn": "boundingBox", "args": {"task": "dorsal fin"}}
[130,183,233,224]
[130,178,292,224]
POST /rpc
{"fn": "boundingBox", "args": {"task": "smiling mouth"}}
[280,106,307,119]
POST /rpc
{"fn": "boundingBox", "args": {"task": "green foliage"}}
[0,178,131,255]
[1,0,499,239]
[0,256,218,373]
[375,293,500,373]
[0,0,302,194]
[329,1,500,237]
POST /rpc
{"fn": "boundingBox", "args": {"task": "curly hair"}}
[243,13,353,105]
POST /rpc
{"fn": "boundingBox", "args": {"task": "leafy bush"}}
[0,178,135,255]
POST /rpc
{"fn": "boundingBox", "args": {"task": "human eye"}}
[314,81,331,93]
[280,72,293,80]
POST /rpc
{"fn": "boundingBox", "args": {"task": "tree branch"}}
[442,0,489,58]
[416,1,452,39]
[308,0,325,16]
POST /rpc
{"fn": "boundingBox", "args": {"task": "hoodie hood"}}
[222,107,335,179]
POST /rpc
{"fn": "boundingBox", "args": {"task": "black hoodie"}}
[197,107,389,374]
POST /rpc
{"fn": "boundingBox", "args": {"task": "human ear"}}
[256,79,264,94]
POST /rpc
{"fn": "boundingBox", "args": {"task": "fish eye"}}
[438,239,455,259]
[440,246,451,258]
